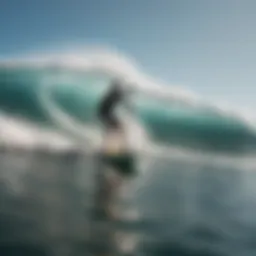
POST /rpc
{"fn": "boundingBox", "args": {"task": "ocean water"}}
[0,50,256,256]
[1,149,256,256]
[1,51,256,153]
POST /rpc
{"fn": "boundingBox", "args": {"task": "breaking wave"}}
[0,47,256,156]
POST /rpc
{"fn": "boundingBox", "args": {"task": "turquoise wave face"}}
[0,67,255,153]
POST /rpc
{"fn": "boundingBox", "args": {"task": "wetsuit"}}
[98,84,124,130]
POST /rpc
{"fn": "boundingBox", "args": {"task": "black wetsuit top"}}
[98,87,124,129]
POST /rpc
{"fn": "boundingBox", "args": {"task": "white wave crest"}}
[0,46,256,154]
[1,46,255,125]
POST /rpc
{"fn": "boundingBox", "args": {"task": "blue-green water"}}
[0,66,255,153]
[1,57,256,256]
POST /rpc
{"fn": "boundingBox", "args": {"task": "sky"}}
[1,0,256,109]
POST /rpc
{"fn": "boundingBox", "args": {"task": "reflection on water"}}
[0,149,95,256]
[0,148,256,256]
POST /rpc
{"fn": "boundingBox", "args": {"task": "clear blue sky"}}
[1,0,256,108]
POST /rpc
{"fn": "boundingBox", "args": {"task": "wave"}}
[0,47,256,154]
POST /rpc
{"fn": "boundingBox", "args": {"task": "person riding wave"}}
[98,78,133,132]
[97,78,136,175]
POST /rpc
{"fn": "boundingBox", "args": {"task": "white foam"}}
[0,46,255,127]
[0,46,256,155]
[0,112,75,151]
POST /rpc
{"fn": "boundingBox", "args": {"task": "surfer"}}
[97,78,136,176]
[98,78,127,132]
